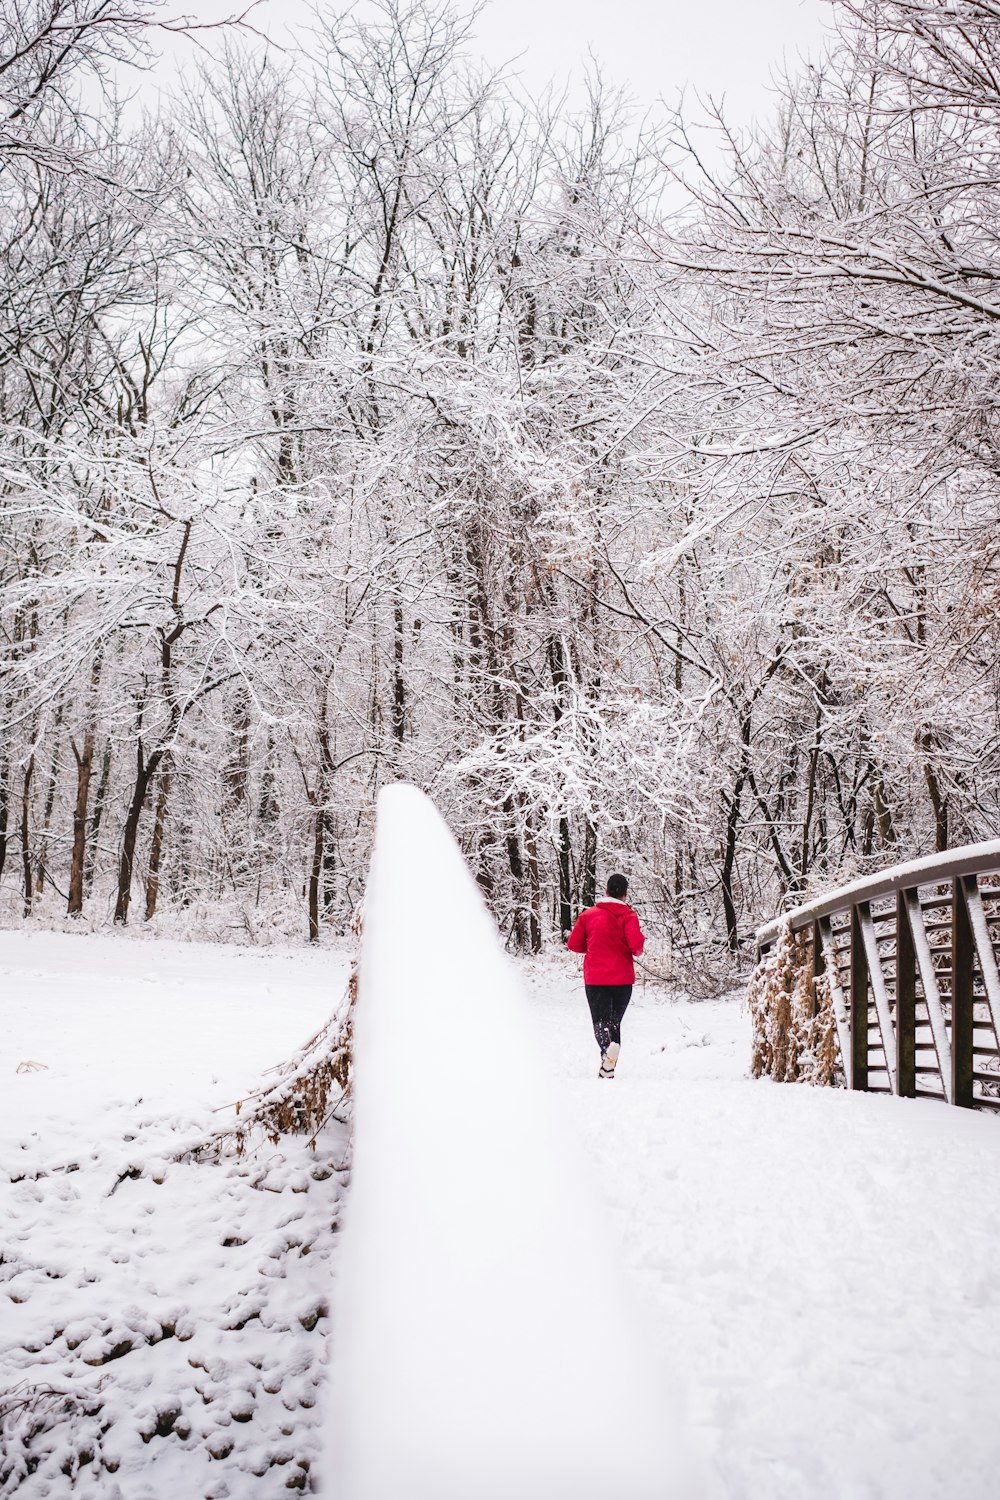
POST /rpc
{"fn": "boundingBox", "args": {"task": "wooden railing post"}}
[904,888,952,1103]
[850,904,869,1092]
[858,898,897,1091]
[818,914,853,1090]
[952,876,975,1109]
[811,918,823,1001]
[895,889,916,1099]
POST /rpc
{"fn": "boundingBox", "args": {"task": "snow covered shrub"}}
[634,932,734,999]
[0,1384,98,1490]
[747,921,841,1086]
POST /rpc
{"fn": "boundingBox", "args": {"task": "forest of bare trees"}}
[2,0,998,973]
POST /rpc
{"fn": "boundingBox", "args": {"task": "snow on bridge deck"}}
[2,926,1000,1496]
[531,968,1000,1497]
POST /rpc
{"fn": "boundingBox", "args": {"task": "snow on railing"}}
[756,839,1000,948]
[327,785,690,1499]
[754,840,1000,1109]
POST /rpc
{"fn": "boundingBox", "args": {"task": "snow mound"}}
[329,784,690,1499]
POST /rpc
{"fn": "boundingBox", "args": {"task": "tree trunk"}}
[720,749,749,952]
[20,757,34,916]
[115,745,161,924]
[872,763,896,850]
[321,811,337,915]
[796,729,821,896]
[557,815,572,937]
[524,813,542,953]
[68,727,96,915]
[145,755,173,921]
[922,741,949,852]
[0,758,9,884]
[503,794,528,948]
[35,740,61,896]
[86,741,112,893]
[546,629,575,938]
[391,599,406,743]
[582,819,598,911]
[308,796,324,943]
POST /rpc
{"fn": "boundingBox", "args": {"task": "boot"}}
[598,1041,620,1079]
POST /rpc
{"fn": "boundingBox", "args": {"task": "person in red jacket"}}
[566,873,645,1079]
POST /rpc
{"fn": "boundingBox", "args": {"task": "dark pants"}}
[585,984,633,1055]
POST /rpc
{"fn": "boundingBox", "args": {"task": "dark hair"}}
[606,873,628,900]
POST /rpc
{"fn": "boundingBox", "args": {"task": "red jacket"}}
[566,899,645,985]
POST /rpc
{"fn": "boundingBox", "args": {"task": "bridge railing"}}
[329,785,688,1498]
[755,839,1000,1109]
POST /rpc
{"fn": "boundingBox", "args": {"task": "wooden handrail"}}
[332,785,684,1493]
[751,838,1000,1111]
[756,838,1000,948]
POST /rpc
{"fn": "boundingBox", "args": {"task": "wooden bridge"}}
[756,839,1000,1108]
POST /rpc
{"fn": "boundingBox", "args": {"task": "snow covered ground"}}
[4,927,1000,1498]
[0,931,350,1498]
[526,963,1000,1500]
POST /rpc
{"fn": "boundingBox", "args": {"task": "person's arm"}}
[566,911,587,952]
[624,908,645,957]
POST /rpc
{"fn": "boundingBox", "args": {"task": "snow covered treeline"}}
[2,0,999,967]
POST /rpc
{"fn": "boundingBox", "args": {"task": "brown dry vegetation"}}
[747,922,840,1087]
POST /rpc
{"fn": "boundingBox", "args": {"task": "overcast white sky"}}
[159,0,833,128]
[473,0,831,123]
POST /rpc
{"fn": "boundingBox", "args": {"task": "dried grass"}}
[747,920,841,1087]
[187,914,362,1163]
[230,963,356,1155]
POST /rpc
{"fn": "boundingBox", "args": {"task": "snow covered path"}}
[3,930,1000,1498]
[528,962,1000,1500]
